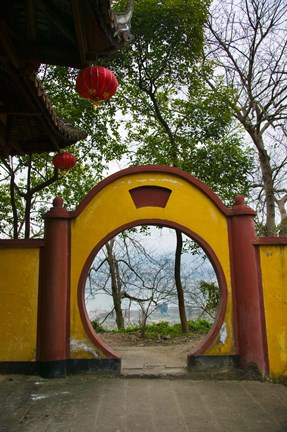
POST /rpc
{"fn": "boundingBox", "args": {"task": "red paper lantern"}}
[75,66,118,107]
[52,152,77,172]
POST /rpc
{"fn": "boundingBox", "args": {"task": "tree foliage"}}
[0,0,254,238]
[103,0,254,333]
[0,66,127,238]
[106,0,254,206]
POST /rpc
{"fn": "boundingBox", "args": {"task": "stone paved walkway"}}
[118,343,187,377]
[1,375,287,431]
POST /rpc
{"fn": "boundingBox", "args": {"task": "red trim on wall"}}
[255,246,270,375]
[78,261,121,358]
[227,219,240,353]
[0,239,45,248]
[70,165,231,218]
[38,199,70,363]
[66,221,72,359]
[229,205,269,374]
[36,247,45,361]
[77,292,121,359]
[77,219,228,359]
[129,186,172,208]
[230,194,256,217]
[254,237,287,245]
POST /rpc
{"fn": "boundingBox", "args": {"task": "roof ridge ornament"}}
[114,0,133,36]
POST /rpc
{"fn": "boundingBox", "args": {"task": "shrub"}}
[188,319,212,333]
[91,320,106,333]
[91,319,212,339]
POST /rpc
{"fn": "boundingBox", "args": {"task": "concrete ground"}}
[1,344,287,431]
[1,374,287,432]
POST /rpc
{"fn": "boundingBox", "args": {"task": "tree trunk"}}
[276,194,287,236]
[106,242,125,329]
[24,155,32,239]
[174,230,189,333]
[24,195,32,239]
[140,308,148,338]
[257,146,276,236]
[240,122,277,236]
[9,167,19,239]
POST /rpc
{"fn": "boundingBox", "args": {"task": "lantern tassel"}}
[93,100,102,110]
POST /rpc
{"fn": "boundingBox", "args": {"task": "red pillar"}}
[38,196,70,378]
[230,195,268,375]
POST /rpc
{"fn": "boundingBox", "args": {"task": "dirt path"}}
[100,332,206,348]
[100,332,206,375]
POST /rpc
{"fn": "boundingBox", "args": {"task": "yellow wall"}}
[0,248,39,361]
[259,244,287,378]
[70,171,235,358]
[1,172,286,380]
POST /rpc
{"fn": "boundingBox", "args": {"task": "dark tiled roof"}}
[0,60,87,156]
[0,0,132,156]
[0,0,133,68]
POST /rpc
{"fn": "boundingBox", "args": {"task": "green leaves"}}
[0,0,253,238]
[198,280,220,316]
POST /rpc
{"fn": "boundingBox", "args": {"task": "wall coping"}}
[69,165,256,219]
[0,239,45,248]
[254,237,287,245]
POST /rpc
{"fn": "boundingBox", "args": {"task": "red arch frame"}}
[70,165,231,219]
[77,219,228,360]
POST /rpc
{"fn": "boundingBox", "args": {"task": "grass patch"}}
[91,319,212,339]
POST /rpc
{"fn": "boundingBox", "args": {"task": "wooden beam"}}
[71,0,88,67]
[26,0,37,41]
[5,116,25,156]
[11,43,82,68]
[35,0,77,45]
[0,107,42,116]
[0,119,7,148]
[1,59,60,154]
[0,21,20,69]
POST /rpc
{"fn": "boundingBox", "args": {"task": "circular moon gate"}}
[71,166,233,362]
[78,220,227,359]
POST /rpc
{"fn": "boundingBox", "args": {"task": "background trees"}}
[108,0,254,206]
[0,70,126,238]
[86,228,177,333]
[85,227,220,334]
[104,0,254,332]
[0,0,254,238]
[2,1,286,237]
[206,0,287,235]
[0,0,255,332]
